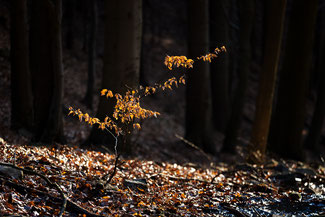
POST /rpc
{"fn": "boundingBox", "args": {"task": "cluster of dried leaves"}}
[0,137,324,216]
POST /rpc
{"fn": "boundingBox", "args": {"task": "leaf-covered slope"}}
[0,139,324,216]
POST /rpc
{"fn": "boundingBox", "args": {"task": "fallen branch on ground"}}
[0,162,67,217]
[150,173,210,184]
[0,176,104,217]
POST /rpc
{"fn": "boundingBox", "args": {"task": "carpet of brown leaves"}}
[0,139,324,216]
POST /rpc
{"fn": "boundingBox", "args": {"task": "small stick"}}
[223,205,249,217]
[175,133,212,161]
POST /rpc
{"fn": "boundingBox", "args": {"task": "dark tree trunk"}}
[29,0,64,143]
[186,0,215,154]
[64,0,75,50]
[209,0,230,132]
[10,0,34,131]
[82,0,97,109]
[82,0,88,52]
[269,0,318,160]
[87,0,142,155]
[306,61,325,151]
[248,0,287,164]
[222,0,255,153]
[305,10,325,151]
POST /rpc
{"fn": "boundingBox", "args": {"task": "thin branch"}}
[150,173,209,184]
[222,205,249,217]
[0,162,67,217]
[105,127,118,156]
[175,133,212,162]
[103,154,120,187]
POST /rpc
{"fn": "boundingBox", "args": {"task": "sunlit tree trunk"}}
[209,0,230,132]
[222,0,255,153]
[10,0,34,131]
[269,0,318,160]
[87,0,142,154]
[29,0,64,143]
[247,0,287,164]
[186,0,215,154]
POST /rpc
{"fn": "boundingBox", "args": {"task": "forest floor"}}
[0,138,324,216]
[1,1,325,216]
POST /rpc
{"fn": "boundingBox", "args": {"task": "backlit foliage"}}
[164,45,226,70]
[68,46,226,136]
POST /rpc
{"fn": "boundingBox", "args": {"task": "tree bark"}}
[222,0,255,153]
[10,0,34,131]
[64,0,75,50]
[248,0,287,164]
[209,0,230,132]
[186,0,214,154]
[87,0,142,154]
[269,0,318,160]
[83,0,97,109]
[306,59,325,151]
[304,9,325,151]
[29,0,64,143]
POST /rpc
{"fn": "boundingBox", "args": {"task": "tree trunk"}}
[10,0,34,131]
[64,0,75,50]
[306,60,325,151]
[87,0,142,155]
[83,0,97,109]
[209,0,230,132]
[186,0,214,154]
[29,0,64,143]
[222,0,255,153]
[269,0,318,160]
[304,9,325,151]
[248,0,287,164]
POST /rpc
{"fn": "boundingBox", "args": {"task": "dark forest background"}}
[0,0,325,165]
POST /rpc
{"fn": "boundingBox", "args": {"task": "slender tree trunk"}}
[209,0,230,132]
[81,0,88,52]
[248,0,287,164]
[139,0,149,87]
[222,0,255,153]
[29,0,64,143]
[87,0,142,154]
[10,0,34,131]
[186,0,214,154]
[305,10,325,151]
[83,0,97,109]
[306,60,325,151]
[269,0,318,160]
[64,0,75,50]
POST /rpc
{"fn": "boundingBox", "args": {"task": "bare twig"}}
[150,173,209,184]
[252,207,263,217]
[175,133,212,162]
[222,205,249,217]
[211,174,219,184]
[0,162,67,217]
[104,127,118,156]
